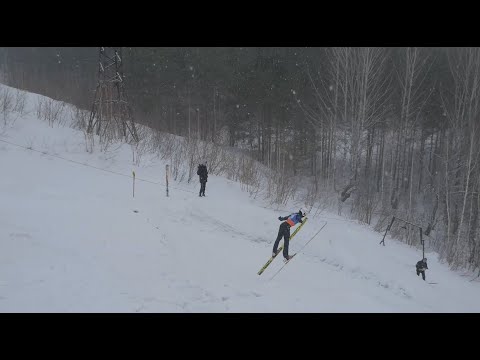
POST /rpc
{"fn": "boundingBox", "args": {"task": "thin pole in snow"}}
[132,170,135,198]
[420,227,424,259]
[380,216,395,246]
[166,164,169,197]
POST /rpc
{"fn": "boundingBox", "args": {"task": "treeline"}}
[1,47,479,273]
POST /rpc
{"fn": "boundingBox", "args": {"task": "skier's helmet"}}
[423,257,427,262]
[299,207,306,217]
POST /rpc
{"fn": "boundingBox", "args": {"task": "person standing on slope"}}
[197,162,208,197]
[272,208,306,261]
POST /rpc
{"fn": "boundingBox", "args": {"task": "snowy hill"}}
[1,84,480,312]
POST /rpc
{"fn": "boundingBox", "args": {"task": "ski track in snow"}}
[304,255,412,299]
[189,210,267,244]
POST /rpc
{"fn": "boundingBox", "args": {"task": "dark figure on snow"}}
[272,208,306,261]
[416,258,428,281]
[197,162,208,197]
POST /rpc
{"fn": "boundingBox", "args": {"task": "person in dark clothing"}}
[272,208,306,261]
[416,258,428,281]
[197,162,208,197]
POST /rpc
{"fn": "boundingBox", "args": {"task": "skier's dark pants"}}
[200,181,206,196]
[417,269,426,281]
[273,222,291,259]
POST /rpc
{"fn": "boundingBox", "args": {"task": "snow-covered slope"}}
[1,84,479,312]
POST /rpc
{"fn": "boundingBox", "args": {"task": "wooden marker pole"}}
[166,164,169,197]
[132,170,136,198]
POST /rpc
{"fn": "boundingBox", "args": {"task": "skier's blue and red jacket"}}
[279,213,303,227]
